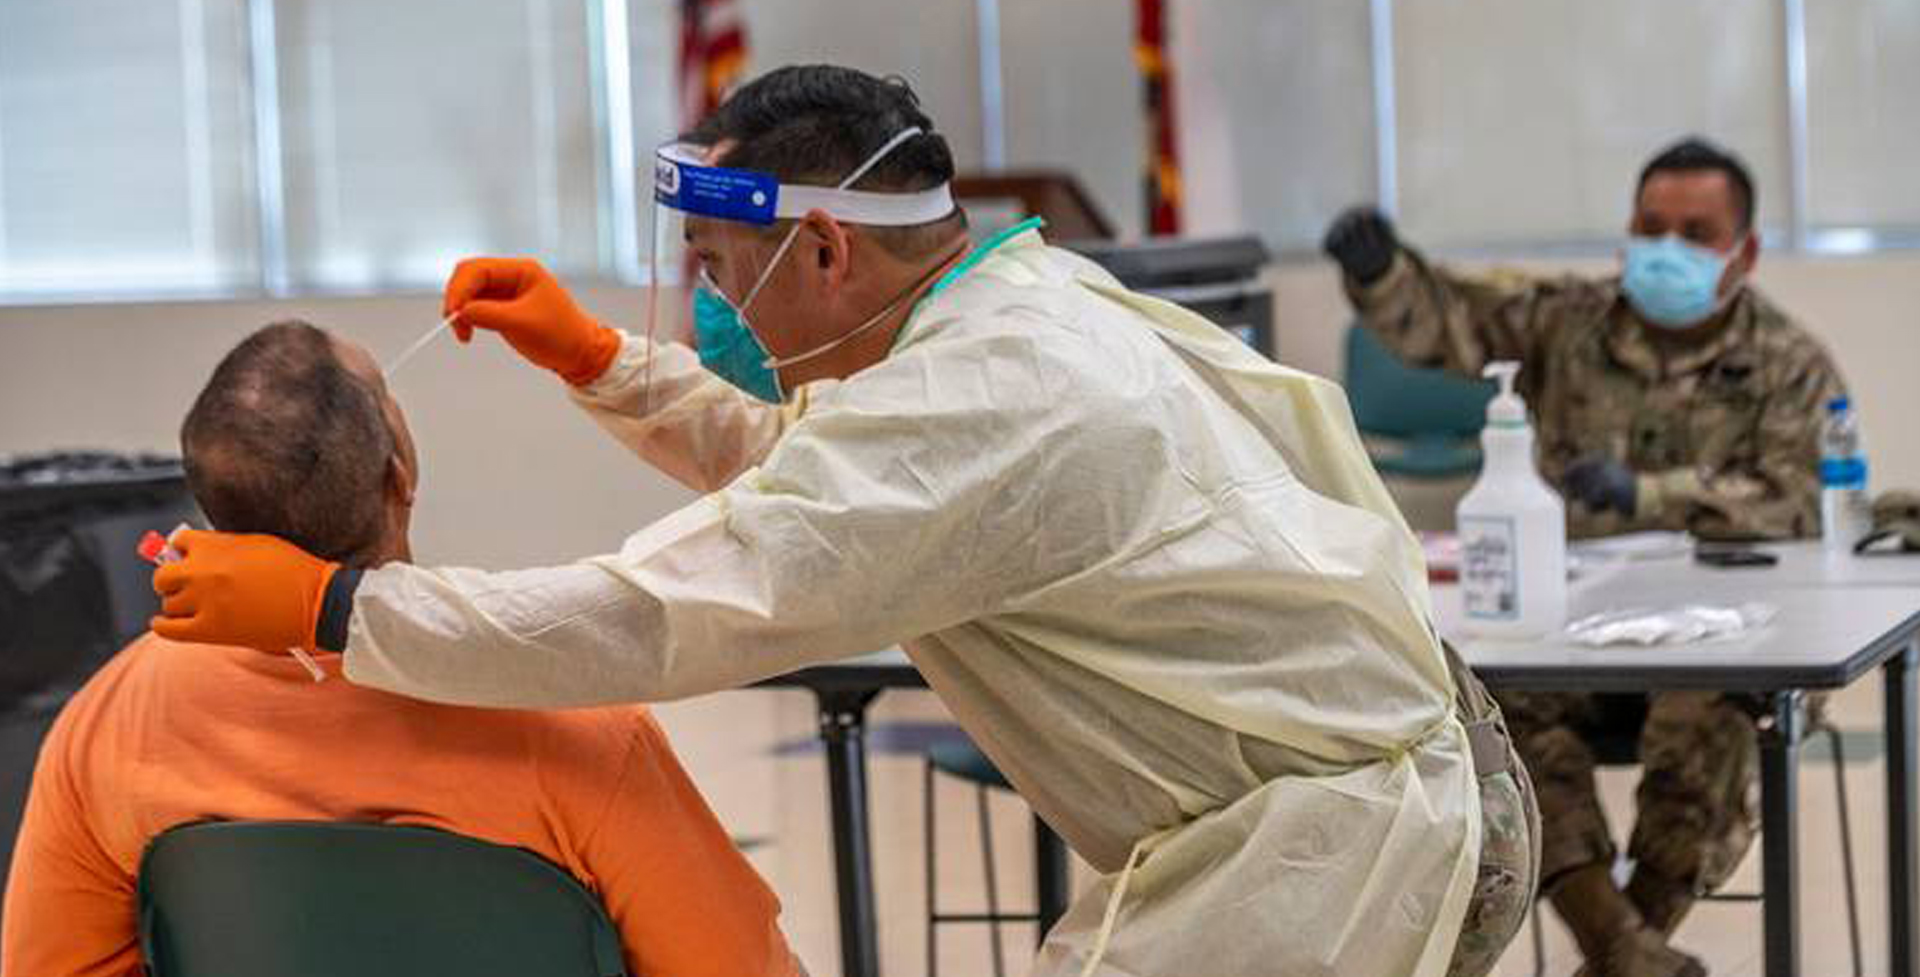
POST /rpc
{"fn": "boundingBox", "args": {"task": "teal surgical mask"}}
[694,282,783,403]
[693,237,933,404]
[685,124,939,405]
[694,219,1044,404]
[1621,234,1743,329]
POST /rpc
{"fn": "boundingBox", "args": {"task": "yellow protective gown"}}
[342,226,1481,976]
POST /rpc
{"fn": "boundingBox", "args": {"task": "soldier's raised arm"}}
[1324,207,1610,390]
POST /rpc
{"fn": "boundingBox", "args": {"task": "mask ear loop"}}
[738,126,923,316]
[717,125,931,374]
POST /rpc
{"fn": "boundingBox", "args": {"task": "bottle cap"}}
[1482,362,1527,427]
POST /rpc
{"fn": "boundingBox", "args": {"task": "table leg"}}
[817,688,882,977]
[1888,644,1919,977]
[1034,817,1070,942]
[1762,690,1804,977]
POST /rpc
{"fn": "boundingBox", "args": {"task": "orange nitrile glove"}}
[150,531,339,653]
[443,257,622,385]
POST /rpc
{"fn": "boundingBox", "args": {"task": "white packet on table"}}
[1565,602,1779,647]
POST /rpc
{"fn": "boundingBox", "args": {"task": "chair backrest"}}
[1342,324,1495,439]
[138,821,626,977]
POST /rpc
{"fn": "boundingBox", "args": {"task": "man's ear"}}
[385,450,416,508]
[801,209,852,288]
[1736,231,1760,273]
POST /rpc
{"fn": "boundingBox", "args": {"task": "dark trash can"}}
[1068,235,1275,357]
[0,451,196,929]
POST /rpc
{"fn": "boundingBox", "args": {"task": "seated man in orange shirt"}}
[2,320,803,977]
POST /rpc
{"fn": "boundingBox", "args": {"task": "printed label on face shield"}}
[1460,516,1519,620]
[655,157,779,225]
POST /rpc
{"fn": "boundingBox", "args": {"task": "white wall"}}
[739,0,1145,240]
[6,249,1917,561]
[0,286,699,568]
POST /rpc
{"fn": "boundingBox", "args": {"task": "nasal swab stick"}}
[383,313,459,380]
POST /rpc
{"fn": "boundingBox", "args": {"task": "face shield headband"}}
[652,126,955,228]
[644,126,956,403]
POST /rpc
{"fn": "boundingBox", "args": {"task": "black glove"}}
[1321,207,1399,286]
[1563,457,1638,516]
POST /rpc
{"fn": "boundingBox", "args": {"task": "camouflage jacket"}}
[1347,248,1847,540]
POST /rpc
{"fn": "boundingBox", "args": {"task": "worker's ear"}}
[799,209,852,293]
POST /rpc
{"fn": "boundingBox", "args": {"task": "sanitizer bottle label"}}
[1460,515,1519,620]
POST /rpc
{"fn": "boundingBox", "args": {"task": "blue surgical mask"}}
[694,284,784,403]
[1621,235,1740,329]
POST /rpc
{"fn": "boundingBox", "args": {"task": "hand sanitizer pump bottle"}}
[1457,361,1568,638]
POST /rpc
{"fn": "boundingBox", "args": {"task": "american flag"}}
[1135,0,1181,235]
[679,0,749,129]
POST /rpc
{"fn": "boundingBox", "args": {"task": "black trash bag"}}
[0,451,197,712]
[0,452,196,934]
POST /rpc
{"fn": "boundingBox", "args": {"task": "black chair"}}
[139,821,626,977]
[1526,708,1863,977]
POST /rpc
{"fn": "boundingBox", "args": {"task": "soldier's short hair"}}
[687,65,968,260]
[1638,137,1757,232]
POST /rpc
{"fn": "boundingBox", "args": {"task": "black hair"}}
[180,321,393,564]
[1637,137,1757,232]
[687,64,966,254]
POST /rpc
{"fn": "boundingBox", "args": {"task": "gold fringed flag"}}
[679,0,748,129]
[1136,0,1181,235]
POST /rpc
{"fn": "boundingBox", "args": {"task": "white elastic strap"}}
[759,276,917,370]
[732,124,948,360]
[774,183,954,225]
[759,238,966,371]
[776,126,954,226]
[737,224,805,312]
[836,126,922,189]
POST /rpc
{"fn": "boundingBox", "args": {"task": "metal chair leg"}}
[978,785,1008,977]
[1823,724,1865,977]
[925,758,939,977]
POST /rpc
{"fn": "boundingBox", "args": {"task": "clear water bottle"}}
[1821,396,1870,556]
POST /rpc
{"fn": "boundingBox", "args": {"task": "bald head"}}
[180,321,415,565]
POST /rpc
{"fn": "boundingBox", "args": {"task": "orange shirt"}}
[1,634,799,977]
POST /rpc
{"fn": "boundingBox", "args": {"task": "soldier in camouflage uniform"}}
[1443,639,1543,977]
[1326,138,1848,977]
[1861,490,1920,552]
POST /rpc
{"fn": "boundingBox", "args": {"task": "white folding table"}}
[770,545,1920,977]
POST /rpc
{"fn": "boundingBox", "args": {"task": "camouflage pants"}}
[1443,645,1544,977]
[1494,690,1768,894]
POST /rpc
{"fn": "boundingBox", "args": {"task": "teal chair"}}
[1342,325,1496,479]
[138,821,627,977]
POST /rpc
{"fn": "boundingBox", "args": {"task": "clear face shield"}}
[645,126,956,403]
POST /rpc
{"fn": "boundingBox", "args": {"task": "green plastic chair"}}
[1342,324,1497,479]
[138,821,626,977]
